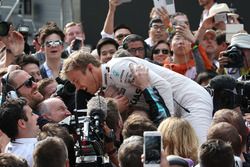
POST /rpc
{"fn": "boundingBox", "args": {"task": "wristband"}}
[191,40,199,50]
[192,44,199,50]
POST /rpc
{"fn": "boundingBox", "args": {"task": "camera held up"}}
[223,46,244,68]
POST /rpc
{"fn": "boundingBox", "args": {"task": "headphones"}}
[1,73,19,104]
[121,34,151,59]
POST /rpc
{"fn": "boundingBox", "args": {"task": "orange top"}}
[163,44,212,76]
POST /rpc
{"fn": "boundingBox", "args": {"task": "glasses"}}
[172,21,190,26]
[127,47,144,54]
[115,34,130,41]
[45,40,63,47]
[153,49,169,54]
[151,24,165,31]
[16,77,35,91]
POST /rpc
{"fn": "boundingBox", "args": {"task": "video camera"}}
[206,75,249,114]
[68,109,111,167]
[223,46,244,68]
[54,78,93,113]
[237,77,250,114]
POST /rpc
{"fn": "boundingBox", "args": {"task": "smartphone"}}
[119,0,132,5]
[153,0,176,15]
[226,24,244,43]
[144,131,162,167]
[72,38,82,51]
[214,13,228,24]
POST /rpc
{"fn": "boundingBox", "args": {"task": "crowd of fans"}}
[0,0,249,166]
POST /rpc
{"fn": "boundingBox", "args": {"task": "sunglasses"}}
[116,34,130,40]
[16,77,35,91]
[45,40,63,47]
[152,49,169,54]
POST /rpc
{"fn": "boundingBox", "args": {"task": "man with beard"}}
[122,34,148,59]
[7,70,44,109]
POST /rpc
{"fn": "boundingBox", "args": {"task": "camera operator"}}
[0,21,24,68]
[207,74,250,116]
[217,33,250,79]
[86,96,119,167]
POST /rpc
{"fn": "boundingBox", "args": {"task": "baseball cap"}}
[204,29,216,37]
[229,33,250,49]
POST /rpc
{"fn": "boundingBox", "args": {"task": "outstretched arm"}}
[102,0,119,38]
[0,31,24,68]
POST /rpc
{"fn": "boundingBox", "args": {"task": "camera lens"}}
[0,21,10,37]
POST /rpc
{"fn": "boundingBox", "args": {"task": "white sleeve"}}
[147,69,174,113]
[107,58,174,113]
[100,30,114,39]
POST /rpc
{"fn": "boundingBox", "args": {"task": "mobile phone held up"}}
[153,0,176,15]
[118,0,132,5]
[144,131,162,167]
[72,38,82,51]
[214,13,228,24]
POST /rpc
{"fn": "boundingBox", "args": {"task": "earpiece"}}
[1,72,19,104]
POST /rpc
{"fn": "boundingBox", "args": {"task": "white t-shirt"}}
[102,57,213,144]
[5,138,37,167]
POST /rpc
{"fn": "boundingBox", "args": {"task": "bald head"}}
[37,97,71,123]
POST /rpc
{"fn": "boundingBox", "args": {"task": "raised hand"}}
[155,7,171,28]
[175,23,195,43]
[6,31,24,56]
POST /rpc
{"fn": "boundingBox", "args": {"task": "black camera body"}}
[237,80,250,114]
[72,38,82,51]
[223,46,244,68]
[70,115,111,167]
[0,21,10,37]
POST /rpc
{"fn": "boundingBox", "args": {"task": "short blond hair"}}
[61,50,101,80]
[158,117,199,162]
[64,22,83,33]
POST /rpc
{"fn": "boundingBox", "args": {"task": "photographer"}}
[63,22,85,57]
[217,33,250,79]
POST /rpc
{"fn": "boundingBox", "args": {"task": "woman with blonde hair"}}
[158,117,199,163]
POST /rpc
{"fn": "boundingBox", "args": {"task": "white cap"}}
[204,29,216,37]
[229,33,250,49]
